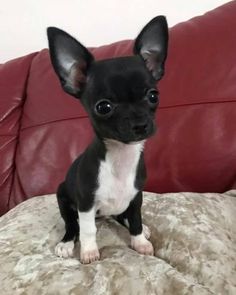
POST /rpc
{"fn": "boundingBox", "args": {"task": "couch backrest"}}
[1,1,236,215]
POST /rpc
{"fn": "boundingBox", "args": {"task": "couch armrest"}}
[0,52,38,215]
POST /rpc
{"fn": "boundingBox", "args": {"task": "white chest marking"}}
[95,140,144,216]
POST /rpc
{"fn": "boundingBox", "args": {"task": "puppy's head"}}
[47,16,168,143]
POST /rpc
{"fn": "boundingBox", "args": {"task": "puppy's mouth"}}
[115,122,156,144]
[94,119,156,144]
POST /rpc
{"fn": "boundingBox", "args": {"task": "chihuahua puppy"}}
[47,16,168,264]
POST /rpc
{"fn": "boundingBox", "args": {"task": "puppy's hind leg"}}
[55,182,79,258]
[115,213,151,240]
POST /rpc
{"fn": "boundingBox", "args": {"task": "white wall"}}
[0,0,229,63]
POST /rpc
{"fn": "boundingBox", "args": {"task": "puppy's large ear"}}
[47,27,94,97]
[134,16,168,81]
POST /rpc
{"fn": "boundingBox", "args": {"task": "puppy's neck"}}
[102,139,145,178]
[104,139,145,152]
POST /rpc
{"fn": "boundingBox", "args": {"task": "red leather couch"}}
[1,1,236,216]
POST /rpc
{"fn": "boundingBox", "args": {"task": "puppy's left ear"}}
[134,16,168,81]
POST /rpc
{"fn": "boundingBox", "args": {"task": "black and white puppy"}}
[47,16,168,264]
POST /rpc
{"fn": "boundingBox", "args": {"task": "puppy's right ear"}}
[47,27,94,97]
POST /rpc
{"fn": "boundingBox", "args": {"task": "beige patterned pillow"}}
[0,191,235,295]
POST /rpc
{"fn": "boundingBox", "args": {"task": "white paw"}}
[142,224,151,240]
[55,241,74,258]
[131,233,154,256]
[80,246,100,264]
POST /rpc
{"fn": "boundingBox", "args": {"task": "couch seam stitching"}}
[20,99,236,131]
[159,99,236,109]
[7,52,39,211]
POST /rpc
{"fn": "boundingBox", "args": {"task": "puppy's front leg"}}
[79,207,100,264]
[127,191,154,256]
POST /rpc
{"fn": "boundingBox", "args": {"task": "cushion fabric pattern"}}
[0,191,235,295]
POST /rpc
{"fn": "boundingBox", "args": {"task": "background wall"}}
[0,0,229,63]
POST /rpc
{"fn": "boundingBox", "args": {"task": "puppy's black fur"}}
[47,16,168,262]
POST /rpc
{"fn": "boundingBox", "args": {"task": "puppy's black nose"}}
[132,123,148,135]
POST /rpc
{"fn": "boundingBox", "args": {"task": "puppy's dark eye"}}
[95,100,113,116]
[146,89,159,105]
